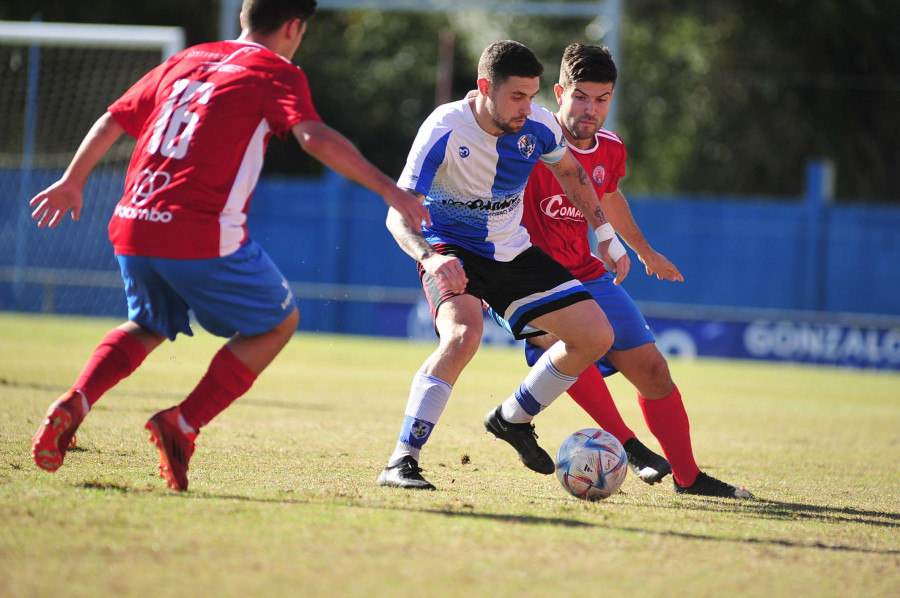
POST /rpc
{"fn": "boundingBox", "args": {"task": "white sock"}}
[388,370,452,465]
[388,442,420,466]
[500,351,577,424]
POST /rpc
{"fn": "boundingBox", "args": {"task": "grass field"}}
[1,312,898,598]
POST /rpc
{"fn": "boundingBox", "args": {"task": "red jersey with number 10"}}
[522,128,626,281]
[107,40,321,259]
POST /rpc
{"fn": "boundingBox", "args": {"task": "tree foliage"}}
[620,0,900,201]
[2,0,896,201]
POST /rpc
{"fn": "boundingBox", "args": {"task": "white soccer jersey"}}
[398,97,567,262]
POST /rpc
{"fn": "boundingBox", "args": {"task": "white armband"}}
[594,223,627,262]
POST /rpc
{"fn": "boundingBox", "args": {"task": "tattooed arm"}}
[386,192,468,294]
[544,149,631,284]
[543,150,609,229]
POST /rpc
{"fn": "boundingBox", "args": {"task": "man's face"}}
[555,80,615,141]
[481,76,539,135]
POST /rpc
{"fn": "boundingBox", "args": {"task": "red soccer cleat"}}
[145,406,197,492]
[32,389,88,472]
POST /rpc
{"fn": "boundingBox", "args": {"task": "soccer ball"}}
[555,429,628,500]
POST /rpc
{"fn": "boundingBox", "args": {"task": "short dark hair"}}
[559,43,617,89]
[477,40,544,86]
[241,0,318,35]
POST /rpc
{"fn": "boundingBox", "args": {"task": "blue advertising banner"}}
[646,313,900,371]
[470,300,900,371]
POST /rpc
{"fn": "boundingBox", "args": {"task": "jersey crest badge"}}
[517,134,537,159]
[592,165,607,186]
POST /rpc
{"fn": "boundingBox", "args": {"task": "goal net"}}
[0,21,184,317]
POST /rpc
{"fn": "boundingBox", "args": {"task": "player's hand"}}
[29,180,83,228]
[639,250,683,282]
[597,238,631,285]
[384,187,431,228]
[422,253,468,295]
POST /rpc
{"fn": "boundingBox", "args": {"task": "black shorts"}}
[418,243,592,339]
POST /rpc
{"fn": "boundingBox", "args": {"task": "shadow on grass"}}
[632,496,900,529]
[6,380,332,412]
[411,505,900,557]
[737,498,898,528]
[168,488,900,557]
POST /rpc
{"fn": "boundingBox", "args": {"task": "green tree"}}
[620,0,899,201]
[3,0,897,201]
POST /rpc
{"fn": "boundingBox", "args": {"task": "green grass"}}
[1,312,898,598]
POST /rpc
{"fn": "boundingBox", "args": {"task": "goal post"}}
[0,20,185,59]
[0,21,185,316]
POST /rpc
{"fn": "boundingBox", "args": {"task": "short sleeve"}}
[605,138,627,193]
[108,60,170,139]
[262,65,322,138]
[531,104,567,164]
[398,107,454,195]
[539,138,567,164]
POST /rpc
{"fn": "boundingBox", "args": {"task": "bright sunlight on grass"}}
[1,312,898,598]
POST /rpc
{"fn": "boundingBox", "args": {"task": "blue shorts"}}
[116,239,296,340]
[488,273,655,377]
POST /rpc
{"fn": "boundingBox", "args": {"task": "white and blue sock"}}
[500,351,577,424]
[388,371,452,466]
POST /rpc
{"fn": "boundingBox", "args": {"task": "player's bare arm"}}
[603,189,683,282]
[292,121,430,228]
[547,152,608,226]
[30,112,125,228]
[386,198,468,294]
[546,151,631,284]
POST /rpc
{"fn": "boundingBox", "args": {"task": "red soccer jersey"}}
[522,128,626,281]
[107,41,321,259]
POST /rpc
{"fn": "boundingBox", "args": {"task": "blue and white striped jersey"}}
[398,96,567,262]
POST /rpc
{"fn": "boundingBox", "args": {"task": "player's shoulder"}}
[586,128,627,160]
[434,97,473,124]
[183,41,303,75]
[419,97,472,136]
[596,127,625,147]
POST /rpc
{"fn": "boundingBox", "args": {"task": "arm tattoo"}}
[566,161,609,226]
[388,191,437,262]
[576,163,591,187]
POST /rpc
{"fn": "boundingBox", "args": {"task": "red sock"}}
[638,386,700,486]
[179,346,256,430]
[567,365,636,444]
[74,329,148,406]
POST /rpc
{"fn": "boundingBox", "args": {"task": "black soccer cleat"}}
[623,437,672,484]
[483,406,555,475]
[377,456,436,490]
[674,471,755,499]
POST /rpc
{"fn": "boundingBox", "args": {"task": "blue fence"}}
[2,163,899,369]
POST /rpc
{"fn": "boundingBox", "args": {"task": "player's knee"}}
[563,328,611,364]
[586,316,615,359]
[645,351,673,386]
[276,306,300,337]
[438,321,482,360]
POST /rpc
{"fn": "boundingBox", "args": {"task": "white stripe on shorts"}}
[503,278,586,324]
